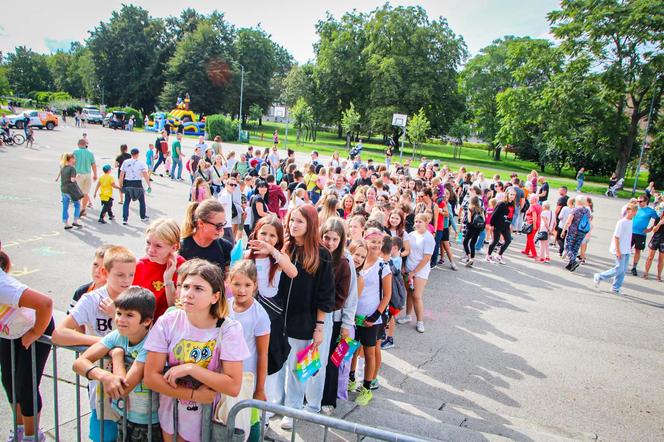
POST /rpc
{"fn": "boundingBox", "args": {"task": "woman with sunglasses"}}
[179,199,233,276]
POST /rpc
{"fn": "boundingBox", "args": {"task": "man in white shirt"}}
[593,202,637,294]
[119,148,151,225]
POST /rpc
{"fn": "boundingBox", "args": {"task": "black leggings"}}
[463,227,481,258]
[0,319,54,417]
[488,225,512,256]
[321,321,342,408]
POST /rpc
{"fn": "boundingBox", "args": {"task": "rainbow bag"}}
[0,305,35,339]
[330,337,360,367]
[294,343,321,382]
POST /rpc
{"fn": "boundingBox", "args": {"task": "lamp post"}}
[238,65,244,142]
[631,81,659,196]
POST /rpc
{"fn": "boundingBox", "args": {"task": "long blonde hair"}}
[146,218,180,248]
[181,199,225,239]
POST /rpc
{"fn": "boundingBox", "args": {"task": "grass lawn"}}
[164,121,648,199]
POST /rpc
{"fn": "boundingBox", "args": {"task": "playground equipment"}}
[144,93,206,136]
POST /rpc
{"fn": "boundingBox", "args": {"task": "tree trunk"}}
[337,123,343,138]
[346,133,351,150]
[494,146,502,161]
[259,117,262,126]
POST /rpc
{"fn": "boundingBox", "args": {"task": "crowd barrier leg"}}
[74,351,82,442]
[10,340,17,441]
[52,347,60,442]
[31,343,38,439]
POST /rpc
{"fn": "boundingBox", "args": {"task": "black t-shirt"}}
[288,181,306,194]
[68,282,94,314]
[556,195,569,209]
[179,236,232,273]
[116,153,131,168]
[539,182,550,202]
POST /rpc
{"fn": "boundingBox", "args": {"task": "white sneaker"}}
[416,321,425,333]
[460,256,469,264]
[280,416,293,430]
[486,254,494,263]
[466,258,474,267]
[396,315,412,325]
[450,262,458,271]
[321,405,335,416]
[495,255,505,265]
[593,273,601,288]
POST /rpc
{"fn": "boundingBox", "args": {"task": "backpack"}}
[471,212,486,231]
[578,210,591,234]
[379,261,406,310]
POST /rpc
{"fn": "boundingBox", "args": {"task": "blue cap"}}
[102,164,111,173]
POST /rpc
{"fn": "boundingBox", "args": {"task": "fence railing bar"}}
[290,418,296,442]
[10,339,17,442]
[31,342,38,440]
[99,358,104,442]
[259,408,267,441]
[52,346,59,442]
[148,389,153,442]
[74,351,81,442]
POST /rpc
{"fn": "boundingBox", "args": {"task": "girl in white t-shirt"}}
[0,246,54,442]
[398,213,435,333]
[143,259,249,442]
[229,260,271,435]
[538,201,554,262]
[244,215,297,408]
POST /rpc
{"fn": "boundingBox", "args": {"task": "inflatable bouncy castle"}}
[145,93,206,136]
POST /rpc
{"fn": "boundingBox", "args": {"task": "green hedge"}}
[205,114,239,141]
[108,106,144,128]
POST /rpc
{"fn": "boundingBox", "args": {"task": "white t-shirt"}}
[610,217,633,255]
[0,268,27,305]
[229,300,270,374]
[120,158,148,181]
[406,230,435,279]
[69,285,114,411]
[217,189,233,221]
[255,257,281,298]
[558,206,573,229]
[357,259,387,324]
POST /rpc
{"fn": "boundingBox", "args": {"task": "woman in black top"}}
[179,199,233,275]
[250,180,270,231]
[276,204,335,429]
[487,189,516,264]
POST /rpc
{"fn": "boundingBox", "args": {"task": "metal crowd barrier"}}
[4,336,424,442]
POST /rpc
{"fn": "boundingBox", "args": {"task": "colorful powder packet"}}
[294,343,321,382]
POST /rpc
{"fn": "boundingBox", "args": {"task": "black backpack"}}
[471,212,486,231]
[379,261,407,310]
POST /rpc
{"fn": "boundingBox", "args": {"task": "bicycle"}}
[0,131,25,146]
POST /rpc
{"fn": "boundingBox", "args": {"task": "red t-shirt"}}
[133,255,186,320]
[436,200,448,231]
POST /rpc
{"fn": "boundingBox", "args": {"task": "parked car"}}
[81,107,103,124]
[8,110,59,130]
[102,111,127,129]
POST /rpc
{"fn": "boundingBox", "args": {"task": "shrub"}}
[122,107,144,128]
[205,114,239,141]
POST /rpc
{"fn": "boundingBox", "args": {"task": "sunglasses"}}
[227,183,237,187]
[202,219,226,230]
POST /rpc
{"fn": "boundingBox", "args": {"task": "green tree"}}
[235,28,292,125]
[407,108,431,159]
[87,5,170,111]
[0,66,11,96]
[280,63,323,141]
[290,98,313,145]
[341,102,361,149]
[248,103,263,125]
[549,0,664,178]
[363,5,467,141]
[5,46,53,95]
[48,44,85,98]
[159,21,236,115]
[76,49,99,101]
[314,10,370,136]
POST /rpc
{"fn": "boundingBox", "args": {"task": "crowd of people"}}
[1,132,663,442]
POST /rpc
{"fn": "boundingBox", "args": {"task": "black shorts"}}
[632,234,646,251]
[440,227,450,242]
[356,325,378,347]
[378,312,391,341]
[649,237,664,253]
[117,422,163,442]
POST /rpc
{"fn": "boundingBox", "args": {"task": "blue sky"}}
[0,0,560,63]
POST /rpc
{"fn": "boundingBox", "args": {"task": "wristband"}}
[366,310,382,323]
[85,366,97,380]
[316,320,325,325]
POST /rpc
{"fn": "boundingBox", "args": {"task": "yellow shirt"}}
[304,173,318,191]
[99,174,114,201]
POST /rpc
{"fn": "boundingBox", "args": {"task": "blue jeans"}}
[475,229,486,252]
[170,157,182,179]
[61,193,80,223]
[597,253,630,292]
[576,179,584,192]
[122,186,146,222]
[152,152,166,173]
[431,229,445,265]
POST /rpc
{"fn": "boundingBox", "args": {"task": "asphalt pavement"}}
[0,123,662,441]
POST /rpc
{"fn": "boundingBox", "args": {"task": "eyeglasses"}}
[202,219,226,230]
[638,199,646,203]
[227,183,237,187]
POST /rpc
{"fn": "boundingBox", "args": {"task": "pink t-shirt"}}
[144,309,249,441]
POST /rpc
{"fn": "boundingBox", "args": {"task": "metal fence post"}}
[74,351,81,442]
[10,339,17,441]
[52,346,59,442]
[31,343,38,439]
[99,359,104,442]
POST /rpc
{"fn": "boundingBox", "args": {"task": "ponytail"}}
[181,202,200,239]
